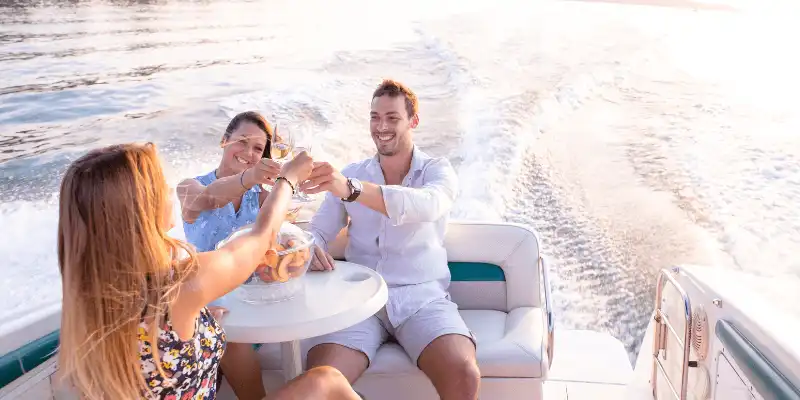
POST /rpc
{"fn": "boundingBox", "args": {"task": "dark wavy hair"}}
[221,111,273,158]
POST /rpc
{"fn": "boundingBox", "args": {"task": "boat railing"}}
[539,255,555,367]
[651,267,693,400]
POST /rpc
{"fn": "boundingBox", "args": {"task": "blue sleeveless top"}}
[184,170,262,252]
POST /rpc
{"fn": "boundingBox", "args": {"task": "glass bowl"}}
[259,184,312,223]
[285,200,303,223]
[215,222,315,304]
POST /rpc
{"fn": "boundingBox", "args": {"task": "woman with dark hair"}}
[177,111,280,399]
[179,111,281,250]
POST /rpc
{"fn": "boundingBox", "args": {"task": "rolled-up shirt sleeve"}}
[381,158,458,226]
[310,192,348,252]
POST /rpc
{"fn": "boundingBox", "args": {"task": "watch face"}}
[343,178,362,201]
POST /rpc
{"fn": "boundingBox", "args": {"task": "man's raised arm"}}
[369,158,457,225]
[302,158,458,226]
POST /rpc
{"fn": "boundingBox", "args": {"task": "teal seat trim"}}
[716,320,800,400]
[448,262,505,281]
[0,330,59,389]
[331,259,506,282]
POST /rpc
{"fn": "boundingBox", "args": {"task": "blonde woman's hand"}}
[243,158,281,187]
[280,151,314,188]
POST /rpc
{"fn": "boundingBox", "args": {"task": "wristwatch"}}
[342,178,362,202]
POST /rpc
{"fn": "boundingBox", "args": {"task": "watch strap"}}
[343,178,361,202]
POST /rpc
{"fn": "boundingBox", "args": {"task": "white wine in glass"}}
[260,123,293,192]
[263,123,313,205]
[270,123,294,163]
[292,130,315,202]
[270,143,292,161]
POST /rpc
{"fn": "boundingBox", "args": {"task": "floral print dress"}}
[139,307,226,399]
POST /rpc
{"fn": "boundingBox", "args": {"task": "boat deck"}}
[543,329,639,399]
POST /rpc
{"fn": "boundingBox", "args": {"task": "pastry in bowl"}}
[216,222,315,303]
[253,237,312,283]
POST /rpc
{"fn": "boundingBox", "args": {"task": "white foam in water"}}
[2,0,800,348]
[630,8,800,276]
[0,200,62,321]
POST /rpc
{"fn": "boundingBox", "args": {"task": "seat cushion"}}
[363,308,545,378]
[255,308,545,378]
[467,308,545,378]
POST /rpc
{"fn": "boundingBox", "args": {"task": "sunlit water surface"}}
[2,0,799,359]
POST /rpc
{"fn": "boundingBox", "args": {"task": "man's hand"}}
[299,162,350,198]
[310,245,336,271]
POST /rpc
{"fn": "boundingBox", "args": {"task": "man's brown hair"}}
[372,79,419,119]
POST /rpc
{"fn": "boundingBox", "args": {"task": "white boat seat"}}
[467,308,544,378]
[275,220,554,399]
[358,308,544,378]
[254,308,544,378]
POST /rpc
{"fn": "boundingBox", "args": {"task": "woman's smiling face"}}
[221,121,268,174]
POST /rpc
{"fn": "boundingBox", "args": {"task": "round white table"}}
[215,261,388,381]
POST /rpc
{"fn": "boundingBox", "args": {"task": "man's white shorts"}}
[304,297,476,366]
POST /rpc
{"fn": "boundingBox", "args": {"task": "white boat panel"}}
[714,352,755,400]
[548,329,632,385]
[544,380,629,399]
[685,265,800,390]
[0,358,55,400]
[634,266,800,400]
[0,303,60,357]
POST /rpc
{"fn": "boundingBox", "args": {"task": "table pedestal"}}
[218,262,388,385]
[280,341,303,381]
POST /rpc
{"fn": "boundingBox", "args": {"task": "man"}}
[299,79,480,400]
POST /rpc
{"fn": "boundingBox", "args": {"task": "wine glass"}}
[292,129,315,202]
[262,123,313,213]
[260,122,294,191]
[270,122,294,163]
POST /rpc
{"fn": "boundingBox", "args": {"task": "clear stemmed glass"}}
[292,128,316,203]
[270,122,294,164]
[262,123,313,221]
[260,122,292,192]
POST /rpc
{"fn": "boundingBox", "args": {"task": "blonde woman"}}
[56,143,359,399]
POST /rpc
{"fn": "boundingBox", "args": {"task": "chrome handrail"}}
[539,256,555,367]
[651,267,693,400]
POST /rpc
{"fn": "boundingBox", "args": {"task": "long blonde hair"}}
[57,143,196,399]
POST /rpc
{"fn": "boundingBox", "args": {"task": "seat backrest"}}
[297,220,543,312]
[445,221,542,311]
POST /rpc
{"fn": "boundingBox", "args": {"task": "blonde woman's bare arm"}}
[171,152,313,334]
